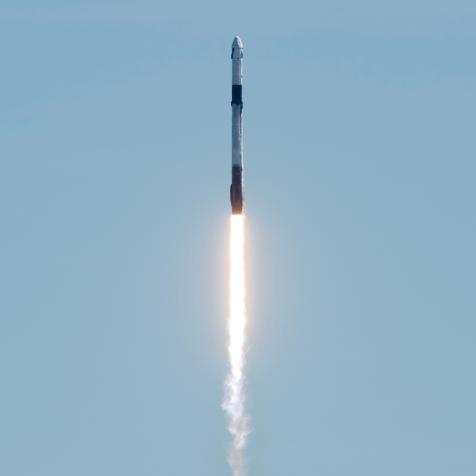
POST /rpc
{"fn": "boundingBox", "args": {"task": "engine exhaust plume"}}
[223,214,249,475]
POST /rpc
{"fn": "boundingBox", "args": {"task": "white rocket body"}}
[230,36,244,214]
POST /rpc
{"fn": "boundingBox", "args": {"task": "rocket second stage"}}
[230,36,244,215]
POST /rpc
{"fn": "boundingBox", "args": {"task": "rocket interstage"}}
[230,36,244,215]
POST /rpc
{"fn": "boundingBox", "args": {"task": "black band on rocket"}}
[231,85,243,105]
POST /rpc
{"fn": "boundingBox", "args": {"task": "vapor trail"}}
[223,214,249,476]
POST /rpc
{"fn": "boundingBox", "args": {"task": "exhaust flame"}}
[223,214,249,475]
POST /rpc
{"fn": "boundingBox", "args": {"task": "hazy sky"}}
[1,1,475,475]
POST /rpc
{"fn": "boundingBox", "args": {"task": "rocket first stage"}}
[230,36,244,215]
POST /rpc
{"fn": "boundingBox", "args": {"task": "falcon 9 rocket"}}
[230,36,244,215]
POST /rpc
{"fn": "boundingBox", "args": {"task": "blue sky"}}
[1,1,475,475]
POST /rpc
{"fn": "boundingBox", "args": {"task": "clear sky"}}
[1,1,475,475]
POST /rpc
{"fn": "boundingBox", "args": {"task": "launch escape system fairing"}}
[230,36,244,215]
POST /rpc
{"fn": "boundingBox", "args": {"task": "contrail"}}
[223,214,249,475]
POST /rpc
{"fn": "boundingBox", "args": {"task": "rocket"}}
[230,36,244,215]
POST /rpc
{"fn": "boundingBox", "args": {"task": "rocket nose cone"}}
[232,36,243,49]
[231,36,243,59]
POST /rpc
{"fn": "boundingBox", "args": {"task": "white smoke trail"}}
[223,214,250,476]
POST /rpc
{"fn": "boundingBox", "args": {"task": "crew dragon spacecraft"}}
[230,36,244,215]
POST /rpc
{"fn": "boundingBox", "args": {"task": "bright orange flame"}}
[223,214,249,475]
[229,215,245,382]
